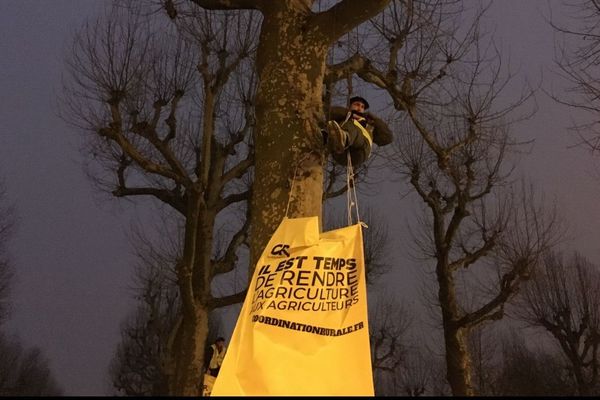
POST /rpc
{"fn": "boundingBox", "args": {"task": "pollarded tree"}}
[493,328,574,396]
[549,0,600,152]
[63,4,255,395]
[515,251,600,395]
[336,2,563,394]
[108,207,245,396]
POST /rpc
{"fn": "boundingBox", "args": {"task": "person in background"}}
[204,337,227,377]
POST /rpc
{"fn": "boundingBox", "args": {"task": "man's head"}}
[215,337,225,351]
[349,96,369,113]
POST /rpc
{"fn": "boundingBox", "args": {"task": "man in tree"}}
[325,96,393,167]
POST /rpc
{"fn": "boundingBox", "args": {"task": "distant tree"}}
[0,180,15,325]
[0,178,63,396]
[381,336,438,397]
[467,324,498,396]
[395,349,432,396]
[493,329,574,396]
[549,0,600,153]
[515,251,600,395]
[108,210,240,396]
[324,207,392,285]
[0,334,64,396]
[361,209,393,285]
[354,2,564,394]
[368,291,413,395]
[108,247,179,396]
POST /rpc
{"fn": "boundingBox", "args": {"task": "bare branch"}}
[208,289,248,310]
[112,186,186,215]
[213,215,250,277]
[515,251,600,395]
[312,0,391,43]
[220,153,254,185]
[324,53,367,85]
[217,190,250,213]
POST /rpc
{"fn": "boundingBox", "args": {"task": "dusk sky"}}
[1,0,600,395]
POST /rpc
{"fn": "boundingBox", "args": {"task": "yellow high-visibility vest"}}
[209,344,226,369]
[350,118,373,147]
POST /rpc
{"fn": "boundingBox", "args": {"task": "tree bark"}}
[437,261,475,396]
[167,307,209,396]
[248,4,330,268]
[443,325,474,396]
[162,188,214,395]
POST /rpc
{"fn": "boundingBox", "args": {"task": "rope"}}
[346,153,354,225]
[291,3,366,228]
[346,152,366,227]
[284,153,310,218]
[285,151,364,228]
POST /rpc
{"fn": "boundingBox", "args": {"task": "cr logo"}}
[270,243,290,257]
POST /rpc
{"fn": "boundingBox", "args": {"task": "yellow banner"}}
[211,217,373,396]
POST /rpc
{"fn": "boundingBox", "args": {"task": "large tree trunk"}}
[164,190,214,396]
[249,4,330,268]
[444,325,474,396]
[438,262,475,396]
[167,307,210,396]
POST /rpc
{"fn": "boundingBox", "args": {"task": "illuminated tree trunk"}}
[437,262,475,396]
[167,308,209,395]
[249,4,329,269]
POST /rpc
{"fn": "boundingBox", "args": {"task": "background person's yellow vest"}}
[211,217,374,396]
[208,343,226,370]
